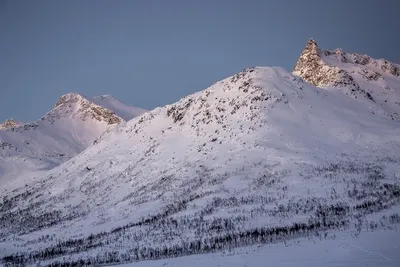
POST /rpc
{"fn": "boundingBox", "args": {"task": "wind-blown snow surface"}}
[1,67,400,266]
[0,93,146,187]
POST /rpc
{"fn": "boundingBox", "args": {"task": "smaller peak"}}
[332,48,348,62]
[0,118,23,129]
[3,118,17,123]
[334,48,344,54]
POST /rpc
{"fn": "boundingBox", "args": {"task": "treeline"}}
[3,217,347,267]
[0,205,87,237]
[3,159,400,267]
[4,185,400,267]
[2,201,354,267]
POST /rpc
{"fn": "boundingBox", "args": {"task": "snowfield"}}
[1,40,400,267]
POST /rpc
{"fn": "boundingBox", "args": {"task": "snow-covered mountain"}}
[1,56,400,267]
[0,93,146,184]
[293,39,400,121]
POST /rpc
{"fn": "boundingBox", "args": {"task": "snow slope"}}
[0,93,146,186]
[91,95,147,121]
[1,65,400,266]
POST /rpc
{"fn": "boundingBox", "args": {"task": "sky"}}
[0,0,399,122]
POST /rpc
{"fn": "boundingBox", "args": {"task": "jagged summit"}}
[304,38,320,54]
[293,39,360,91]
[294,39,400,82]
[293,39,400,120]
[295,39,400,77]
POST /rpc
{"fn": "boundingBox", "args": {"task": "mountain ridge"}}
[1,42,400,267]
[1,66,400,266]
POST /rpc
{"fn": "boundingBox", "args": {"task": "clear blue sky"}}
[1,0,399,122]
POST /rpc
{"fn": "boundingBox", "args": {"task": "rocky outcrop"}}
[0,119,22,129]
[292,39,400,121]
[293,40,356,88]
[293,39,372,100]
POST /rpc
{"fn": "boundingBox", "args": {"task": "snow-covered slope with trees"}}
[0,93,146,185]
[1,61,399,266]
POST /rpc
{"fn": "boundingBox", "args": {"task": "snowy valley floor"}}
[116,228,400,267]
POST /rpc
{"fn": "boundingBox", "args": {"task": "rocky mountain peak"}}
[294,39,400,83]
[54,92,85,108]
[293,39,326,83]
[305,38,321,55]
[293,39,400,121]
[45,92,124,125]
[293,39,372,100]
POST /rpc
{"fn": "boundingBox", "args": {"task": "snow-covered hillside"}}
[293,39,400,121]
[0,93,146,185]
[1,64,399,267]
